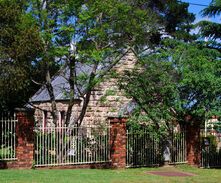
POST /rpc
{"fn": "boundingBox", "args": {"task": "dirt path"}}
[146,166,196,177]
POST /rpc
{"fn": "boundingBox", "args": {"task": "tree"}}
[27,0,159,126]
[27,0,194,127]
[0,0,43,111]
[120,39,221,130]
[198,0,221,49]
[120,39,221,165]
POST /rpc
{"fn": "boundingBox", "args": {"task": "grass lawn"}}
[0,165,220,183]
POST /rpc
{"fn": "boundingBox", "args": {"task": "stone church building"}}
[29,49,137,128]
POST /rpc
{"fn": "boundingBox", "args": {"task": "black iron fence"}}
[126,129,187,167]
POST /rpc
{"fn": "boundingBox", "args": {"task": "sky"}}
[180,0,219,23]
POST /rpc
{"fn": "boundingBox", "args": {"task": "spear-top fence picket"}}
[126,130,162,167]
[34,125,110,167]
[126,129,187,167]
[0,113,17,160]
[0,109,206,169]
[170,131,187,164]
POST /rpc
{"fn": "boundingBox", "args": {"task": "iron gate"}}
[126,130,187,167]
[126,130,162,167]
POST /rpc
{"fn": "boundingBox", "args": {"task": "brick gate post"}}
[109,117,127,168]
[186,121,201,166]
[14,108,35,168]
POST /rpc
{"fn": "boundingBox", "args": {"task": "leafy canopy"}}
[25,0,195,126]
[120,39,221,126]
[0,0,43,110]
[0,0,195,124]
[198,0,221,49]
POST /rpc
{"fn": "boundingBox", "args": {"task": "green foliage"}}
[120,39,221,126]
[198,0,221,48]
[99,89,117,105]
[127,115,168,138]
[198,21,221,40]
[0,0,43,110]
[201,0,221,17]
[0,0,196,123]
[105,89,117,96]
[28,0,195,93]
[162,0,196,41]
[201,135,218,152]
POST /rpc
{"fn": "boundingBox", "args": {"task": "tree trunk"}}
[46,70,57,126]
[186,120,201,166]
[65,56,76,126]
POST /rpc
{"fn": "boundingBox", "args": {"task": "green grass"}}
[0,165,221,183]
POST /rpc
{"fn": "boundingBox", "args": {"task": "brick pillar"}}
[109,117,127,168]
[186,122,201,166]
[14,108,35,168]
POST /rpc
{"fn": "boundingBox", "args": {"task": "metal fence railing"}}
[126,130,187,167]
[201,148,221,168]
[200,131,221,168]
[0,113,17,160]
[170,131,187,164]
[34,125,110,167]
[126,130,163,167]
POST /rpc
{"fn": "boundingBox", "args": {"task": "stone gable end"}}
[81,50,137,125]
[33,50,137,126]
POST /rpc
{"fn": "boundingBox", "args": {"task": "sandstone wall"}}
[81,50,136,125]
[33,50,137,126]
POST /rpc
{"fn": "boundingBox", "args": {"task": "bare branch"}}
[31,79,44,86]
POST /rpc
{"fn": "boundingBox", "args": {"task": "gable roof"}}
[30,63,93,102]
[30,74,71,102]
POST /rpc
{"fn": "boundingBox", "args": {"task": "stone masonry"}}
[33,49,137,127]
